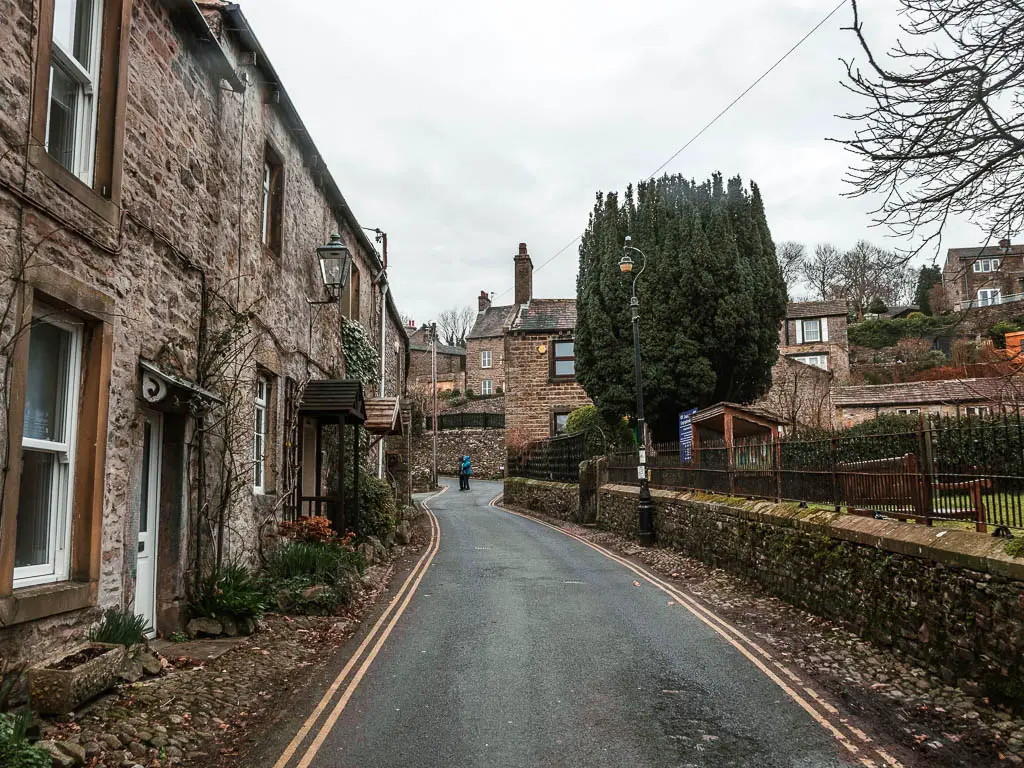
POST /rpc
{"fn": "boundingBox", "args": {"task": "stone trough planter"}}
[29,643,127,715]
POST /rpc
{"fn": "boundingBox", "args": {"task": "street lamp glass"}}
[619,254,634,273]
[316,234,353,296]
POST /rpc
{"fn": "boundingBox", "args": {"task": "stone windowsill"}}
[0,580,95,627]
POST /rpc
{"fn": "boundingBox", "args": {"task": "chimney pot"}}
[478,290,492,313]
[514,242,533,305]
[1000,237,1012,250]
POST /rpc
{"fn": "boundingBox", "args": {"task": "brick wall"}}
[466,336,505,396]
[410,428,506,489]
[409,348,466,390]
[0,0,405,664]
[504,332,592,440]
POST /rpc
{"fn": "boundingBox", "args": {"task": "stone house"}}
[779,300,850,380]
[0,0,407,665]
[833,378,1017,427]
[757,355,835,431]
[408,323,466,393]
[942,239,1024,310]
[466,291,515,397]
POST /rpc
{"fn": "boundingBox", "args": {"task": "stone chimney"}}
[478,290,491,313]
[514,242,533,306]
[1000,237,1012,251]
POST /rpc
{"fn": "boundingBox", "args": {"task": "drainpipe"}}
[377,274,389,479]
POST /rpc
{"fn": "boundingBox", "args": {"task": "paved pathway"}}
[262,478,878,767]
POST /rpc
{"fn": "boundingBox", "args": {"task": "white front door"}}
[136,410,162,639]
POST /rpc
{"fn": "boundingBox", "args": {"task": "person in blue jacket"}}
[459,455,472,490]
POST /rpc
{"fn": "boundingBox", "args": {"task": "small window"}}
[896,408,921,416]
[46,0,104,183]
[978,288,1001,307]
[261,145,283,253]
[15,310,83,587]
[801,319,821,343]
[481,350,492,369]
[793,354,828,370]
[481,379,493,396]
[552,340,575,378]
[973,259,1000,273]
[965,406,990,417]
[253,374,270,493]
[552,411,571,436]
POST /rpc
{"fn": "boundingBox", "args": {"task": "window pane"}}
[555,342,574,358]
[555,414,569,433]
[72,0,96,68]
[15,451,57,568]
[46,64,79,173]
[555,359,575,376]
[23,320,73,442]
[52,0,76,54]
[803,320,820,342]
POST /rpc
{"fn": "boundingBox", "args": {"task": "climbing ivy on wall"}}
[340,317,379,390]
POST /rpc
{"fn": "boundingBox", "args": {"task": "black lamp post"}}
[619,236,655,546]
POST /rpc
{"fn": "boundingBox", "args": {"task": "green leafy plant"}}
[848,315,956,349]
[344,474,399,543]
[191,564,264,621]
[262,541,365,615]
[1006,539,1024,558]
[0,711,50,768]
[168,631,189,643]
[565,405,634,457]
[88,608,148,647]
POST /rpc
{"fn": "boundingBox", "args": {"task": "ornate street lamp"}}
[620,235,655,547]
[316,233,353,299]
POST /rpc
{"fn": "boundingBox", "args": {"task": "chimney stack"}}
[514,242,533,306]
[1000,237,1012,251]
[478,290,491,313]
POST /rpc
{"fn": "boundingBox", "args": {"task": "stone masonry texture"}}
[504,333,592,441]
[503,477,580,523]
[0,0,407,666]
[410,428,506,489]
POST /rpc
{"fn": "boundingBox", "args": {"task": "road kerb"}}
[272,488,446,768]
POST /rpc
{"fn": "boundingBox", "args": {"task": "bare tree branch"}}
[436,305,474,348]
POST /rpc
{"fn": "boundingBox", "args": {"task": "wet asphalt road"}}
[292,478,850,767]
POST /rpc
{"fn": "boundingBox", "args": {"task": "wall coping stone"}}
[600,484,1024,581]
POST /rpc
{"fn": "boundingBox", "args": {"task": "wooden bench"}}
[837,453,990,532]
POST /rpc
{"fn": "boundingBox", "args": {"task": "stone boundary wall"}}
[503,478,1024,707]
[503,477,580,522]
[411,428,506,489]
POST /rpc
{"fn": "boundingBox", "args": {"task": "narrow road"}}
[264,478,878,767]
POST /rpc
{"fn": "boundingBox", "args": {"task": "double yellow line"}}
[489,494,905,768]
[273,488,445,768]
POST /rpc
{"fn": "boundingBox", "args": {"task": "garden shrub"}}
[565,405,634,457]
[278,515,337,543]
[344,473,398,543]
[906,311,926,319]
[988,320,1022,349]
[0,712,50,768]
[191,564,264,621]
[849,316,957,349]
[261,541,365,615]
[88,608,147,646]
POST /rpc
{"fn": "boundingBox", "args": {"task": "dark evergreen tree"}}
[575,174,787,440]
[914,265,942,315]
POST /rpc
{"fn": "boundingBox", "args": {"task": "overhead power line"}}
[493,0,848,300]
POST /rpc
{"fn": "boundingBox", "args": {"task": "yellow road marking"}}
[273,488,445,768]
[490,494,904,768]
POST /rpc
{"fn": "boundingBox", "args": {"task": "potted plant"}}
[28,643,127,715]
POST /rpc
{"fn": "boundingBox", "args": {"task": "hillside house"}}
[408,323,466,392]
[779,300,850,380]
[942,239,1024,310]
[833,379,1018,427]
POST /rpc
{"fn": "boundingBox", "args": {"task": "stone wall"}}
[503,477,580,522]
[411,428,506,489]
[757,355,835,430]
[596,485,1024,707]
[504,333,592,441]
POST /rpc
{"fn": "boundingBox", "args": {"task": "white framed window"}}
[800,318,821,343]
[973,258,1000,273]
[978,288,1002,307]
[481,379,493,396]
[793,354,828,370]
[45,0,104,184]
[253,374,270,493]
[481,350,492,369]
[14,309,83,588]
[896,408,921,416]
[965,406,991,417]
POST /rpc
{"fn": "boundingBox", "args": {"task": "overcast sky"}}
[237,0,984,324]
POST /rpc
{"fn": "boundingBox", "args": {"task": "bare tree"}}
[838,240,910,318]
[802,244,843,301]
[436,305,474,348]
[777,241,807,292]
[837,0,1024,255]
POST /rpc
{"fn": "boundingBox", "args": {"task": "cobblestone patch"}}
[508,504,1024,768]
[34,524,428,768]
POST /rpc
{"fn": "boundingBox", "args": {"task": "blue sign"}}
[678,408,698,463]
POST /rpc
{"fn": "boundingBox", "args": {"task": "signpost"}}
[678,408,698,463]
